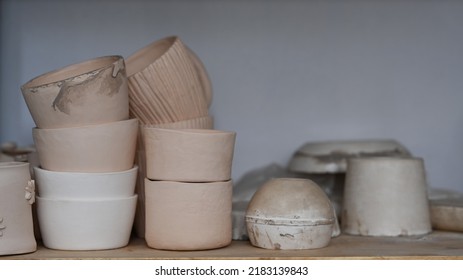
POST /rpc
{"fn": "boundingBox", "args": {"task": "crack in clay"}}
[52,67,124,114]
[0,217,5,237]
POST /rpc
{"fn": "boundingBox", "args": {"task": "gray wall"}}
[1,0,463,191]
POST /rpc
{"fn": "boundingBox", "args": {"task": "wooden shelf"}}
[2,231,463,260]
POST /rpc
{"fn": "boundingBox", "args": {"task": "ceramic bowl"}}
[144,128,236,182]
[21,56,129,129]
[126,36,209,124]
[33,119,138,173]
[37,195,137,250]
[246,178,334,250]
[342,157,431,236]
[34,166,138,199]
[144,179,232,250]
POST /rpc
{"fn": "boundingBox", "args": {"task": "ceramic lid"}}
[246,178,334,226]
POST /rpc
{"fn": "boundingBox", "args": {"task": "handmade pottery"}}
[133,116,214,238]
[21,56,129,129]
[430,196,463,232]
[37,195,137,250]
[0,162,36,255]
[33,118,138,172]
[246,178,334,250]
[34,166,138,199]
[144,179,232,250]
[144,128,236,182]
[342,157,432,236]
[126,36,209,124]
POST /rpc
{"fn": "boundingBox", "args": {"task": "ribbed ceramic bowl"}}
[37,195,137,250]
[144,128,235,182]
[34,166,138,199]
[33,119,138,173]
[21,56,129,129]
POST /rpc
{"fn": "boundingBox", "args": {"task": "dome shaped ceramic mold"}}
[246,178,334,250]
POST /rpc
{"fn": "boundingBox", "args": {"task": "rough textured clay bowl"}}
[144,179,232,250]
[33,118,138,173]
[125,36,209,124]
[246,178,334,250]
[37,195,137,250]
[34,166,138,199]
[144,128,236,182]
[21,55,129,129]
[342,157,431,236]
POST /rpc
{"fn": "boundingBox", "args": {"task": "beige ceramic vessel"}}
[430,197,463,232]
[144,128,236,182]
[246,178,334,250]
[145,179,232,250]
[0,162,36,255]
[21,56,129,129]
[342,157,432,236]
[126,36,209,124]
[33,119,138,173]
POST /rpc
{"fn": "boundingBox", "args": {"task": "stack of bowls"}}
[125,36,214,237]
[143,128,236,250]
[21,56,138,250]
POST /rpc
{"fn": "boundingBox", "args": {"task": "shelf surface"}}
[2,231,463,260]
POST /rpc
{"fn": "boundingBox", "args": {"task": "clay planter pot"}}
[21,56,129,129]
[144,128,236,182]
[37,195,137,250]
[133,115,213,238]
[342,157,432,236]
[0,162,36,255]
[144,179,232,250]
[34,166,138,199]
[126,36,209,124]
[33,119,138,173]
[246,178,334,250]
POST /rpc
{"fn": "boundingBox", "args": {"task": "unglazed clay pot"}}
[33,119,138,172]
[144,128,235,182]
[21,56,129,129]
[37,195,137,250]
[246,178,334,250]
[145,179,232,250]
[34,166,138,199]
[0,162,36,255]
[133,115,213,238]
[342,157,431,236]
[126,36,209,124]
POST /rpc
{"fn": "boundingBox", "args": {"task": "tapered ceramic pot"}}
[145,179,232,250]
[0,162,36,255]
[246,178,334,250]
[33,119,138,172]
[126,36,209,124]
[144,128,236,182]
[342,157,432,236]
[21,56,129,129]
[37,195,137,250]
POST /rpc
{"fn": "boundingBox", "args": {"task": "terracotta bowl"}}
[21,56,129,129]
[144,128,236,182]
[33,119,138,173]
[126,36,209,124]
[144,179,232,250]
[246,178,334,250]
[34,166,138,199]
[342,157,431,236]
[37,195,137,250]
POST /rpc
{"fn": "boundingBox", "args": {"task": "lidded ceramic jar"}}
[0,162,36,255]
[246,178,334,250]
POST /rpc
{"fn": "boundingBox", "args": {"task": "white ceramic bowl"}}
[144,128,236,182]
[21,56,129,129]
[34,166,138,199]
[33,118,138,173]
[144,179,232,250]
[37,195,137,250]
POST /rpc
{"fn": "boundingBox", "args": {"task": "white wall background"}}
[1,0,463,191]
